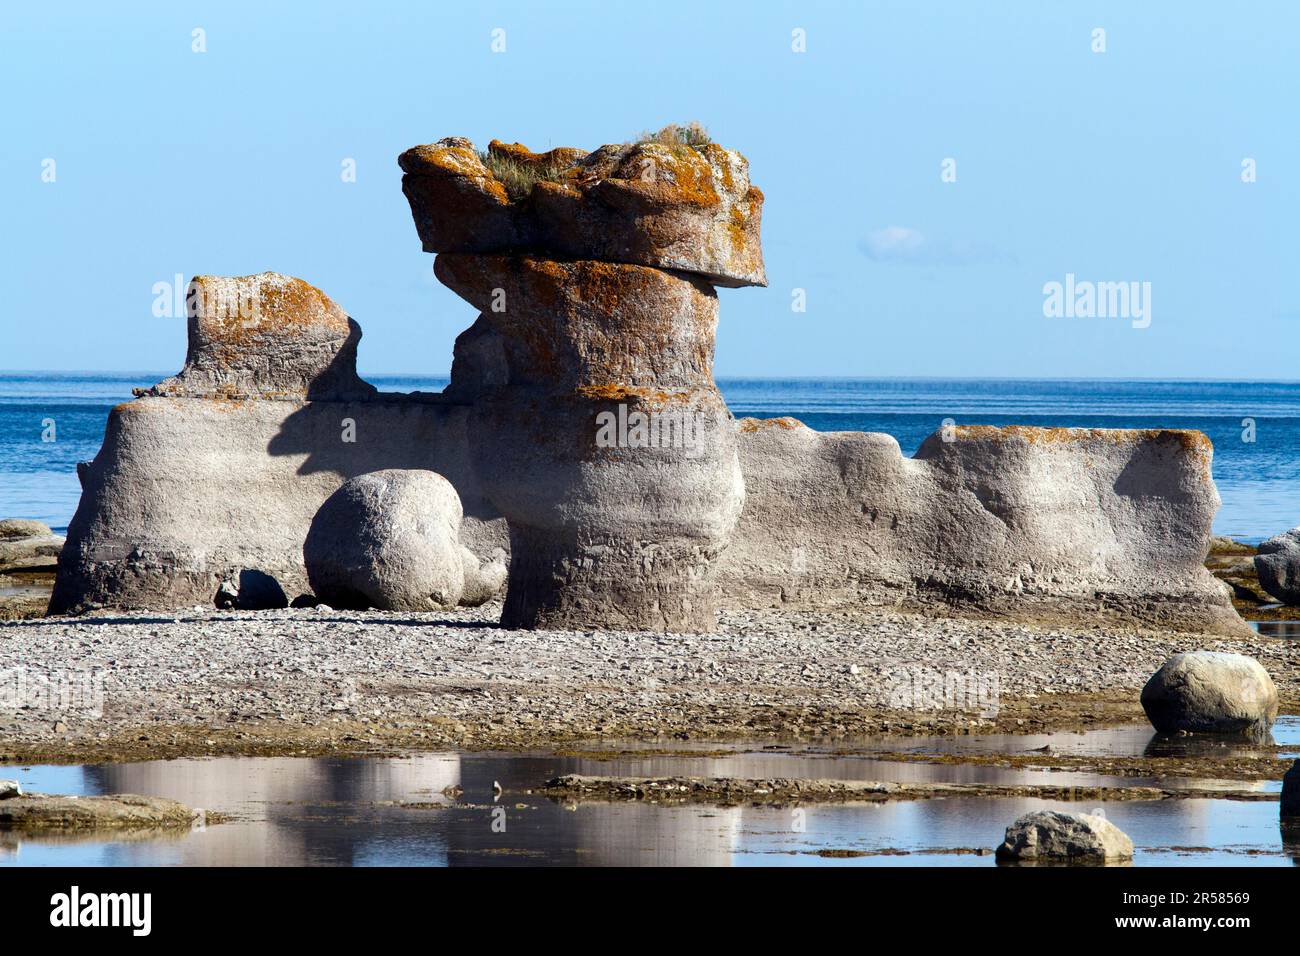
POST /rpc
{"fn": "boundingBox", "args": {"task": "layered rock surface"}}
[400,137,766,288]
[149,273,375,401]
[0,519,63,573]
[720,418,1248,635]
[401,133,767,631]
[435,254,744,631]
[1255,527,1300,605]
[49,133,1247,638]
[49,275,507,615]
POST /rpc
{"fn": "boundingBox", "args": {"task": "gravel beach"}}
[1,604,1294,764]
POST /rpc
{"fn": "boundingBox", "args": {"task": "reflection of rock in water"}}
[446,755,743,866]
[87,755,461,865]
[1282,820,1300,865]
[1,826,190,861]
[564,804,743,866]
[1142,731,1276,759]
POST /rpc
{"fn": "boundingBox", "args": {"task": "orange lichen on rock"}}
[399,139,511,205]
[487,140,586,171]
[738,416,806,433]
[574,384,699,409]
[950,424,1211,454]
[400,134,767,287]
[941,425,1215,479]
[148,273,375,402]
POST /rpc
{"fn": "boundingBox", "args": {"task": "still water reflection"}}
[2,723,1296,867]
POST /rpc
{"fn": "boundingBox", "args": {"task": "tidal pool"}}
[1252,620,1300,639]
[2,721,1296,867]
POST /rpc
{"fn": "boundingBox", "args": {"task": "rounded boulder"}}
[995,810,1133,863]
[1140,650,1278,736]
[1255,528,1300,605]
[304,470,465,611]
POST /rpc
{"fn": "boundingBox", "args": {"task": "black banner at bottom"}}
[0,865,1286,940]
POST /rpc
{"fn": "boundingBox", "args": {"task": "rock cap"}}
[400,136,766,288]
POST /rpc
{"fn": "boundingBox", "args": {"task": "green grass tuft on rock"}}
[634,122,712,148]
[477,149,570,202]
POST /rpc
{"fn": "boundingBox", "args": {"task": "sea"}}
[0,373,1295,543]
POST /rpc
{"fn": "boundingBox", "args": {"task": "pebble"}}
[0,604,1291,751]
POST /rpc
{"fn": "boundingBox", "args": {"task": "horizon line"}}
[2,369,1300,386]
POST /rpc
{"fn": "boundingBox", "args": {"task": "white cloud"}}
[859,226,1005,265]
[861,226,926,260]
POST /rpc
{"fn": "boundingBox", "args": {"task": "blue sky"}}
[2,1,1295,378]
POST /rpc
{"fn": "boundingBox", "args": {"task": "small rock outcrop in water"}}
[0,519,63,573]
[1255,528,1300,605]
[304,470,467,611]
[409,134,762,631]
[1283,761,1300,818]
[1140,651,1278,736]
[995,810,1134,863]
[0,792,201,830]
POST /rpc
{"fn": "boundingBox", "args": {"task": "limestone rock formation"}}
[718,419,1247,635]
[404,133,761,632]
[48,133,1249,639]
[304,470,466,611]
[400,137,766,288]
[0,519,63,573]
[49,276,507,615]
[435,253,745,632]
[149,273,376,401]
[995,810,1134,863]
[1255,527,1300,605]
[1140,651,1278,736]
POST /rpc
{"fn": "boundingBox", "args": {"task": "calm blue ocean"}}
[1,373,1295,542]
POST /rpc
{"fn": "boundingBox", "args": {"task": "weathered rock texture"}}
[0,792,200,830]
[49,134,1246,638]
[54,402,1243,635]
[49,276,506,615]
[720,419,1248,635]
[304,470,465,611]
[435,254,744,631]
[995,810,1134,863]
[0,519,63,573]
[1140,651,1278,736]
[400,138,766,288]
[1255,528,1300,605]
[149,273,376,401]
[398,132,767,632]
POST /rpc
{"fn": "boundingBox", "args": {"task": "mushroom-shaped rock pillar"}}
[401,134,764,631]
